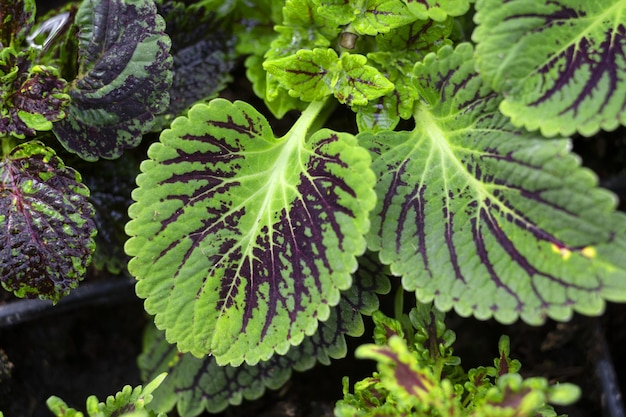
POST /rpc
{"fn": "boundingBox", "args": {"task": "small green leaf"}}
[474,0,626,137]
[264,49,394,106]
[363,43,626,324]
[0,141,96,302]
[264,48,340,102]
[404,0,470,22]
[126,99,376,365]
[52,0,173,160]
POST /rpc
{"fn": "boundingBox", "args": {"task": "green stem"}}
[281,97,335,143]
[1,136,17,157]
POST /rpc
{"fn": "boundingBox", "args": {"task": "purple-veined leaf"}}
[474,0,626,137]
[0,141,96,302]
[362,43,626,325]
[52,0,172,161]
[138,253,390,415]
[0,0,35,47]
[0,48,70,138]
[126,98,376,365]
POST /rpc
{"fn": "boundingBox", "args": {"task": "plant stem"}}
[1,136,17,157]
[281,98,334,143]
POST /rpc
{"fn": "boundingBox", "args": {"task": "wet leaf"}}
[126,99,376,365]
[0,141,96,302]
[474,0,626,136]
[52,0,173,161]
[363,43,626,324]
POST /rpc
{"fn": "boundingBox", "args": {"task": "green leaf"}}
[138,254,390,415]
[0,48,70,139]
[126,98,376,365]
[473,0,626,137]
[52,0,173,161]
[362,43,626,325]
[315,0,416,36]
[0,0,36,47]
[0,141,96,302]
[404,0,470,22]
[264,49,394,106]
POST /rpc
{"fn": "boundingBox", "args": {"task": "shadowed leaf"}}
[0,0,35,47]
[52,0,173,161]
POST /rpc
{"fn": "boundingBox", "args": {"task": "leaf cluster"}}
[46,373,167,417]
[336,303,581,417]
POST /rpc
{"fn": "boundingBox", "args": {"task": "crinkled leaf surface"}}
[404,0,470,22]
[474,0,626,137]
[138,254,389,416]
[362,43,626,325]
[126,98,376,365]
[52,0,172,161]
[0,0,35,47]
[0,141,96,302]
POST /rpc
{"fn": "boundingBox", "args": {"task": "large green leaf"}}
[362,43,626,325]
[52,0,172,161]
[0,141,96,302]
[126,98,376,365]
[138,254,389,416]
[474,0,626,137]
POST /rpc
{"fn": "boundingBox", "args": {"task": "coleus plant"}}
[125,0,626,414]
[0,0,172,301]
[335,302,581,417]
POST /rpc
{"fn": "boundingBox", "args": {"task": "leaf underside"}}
[474,0,626,137]
[126,98,375,365]
[138,253,390,416]
[363,43,626,325]
[0,141,96,302]
[52,0,173,161]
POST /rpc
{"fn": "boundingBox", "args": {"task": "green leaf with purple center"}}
[362,43,626,325]
[0,141,96,302]
[126,98,376,365]
[474,0,626,137]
